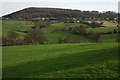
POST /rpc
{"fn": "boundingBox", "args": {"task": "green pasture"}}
[101,34,118,42]
[2,20,118,43]
[42,23,92,43]
[99,21,117,27]
[87,21,118,27]
[2,20,34,37]
[3,42,119,78]
[88,27,118,33]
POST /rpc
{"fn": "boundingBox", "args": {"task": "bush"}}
[58,37,65,44]
[25,29,47,44]
[34,22,50,28]
[2,36,9,46]
[73,26,87,35]
[58,36,80,44]
[64,36,80,43]
[100,21,104,25]
[7,31,19,45]
[113,29,117,34]
[87,31,101,42]
[90,21,102,27]
[116,35,120,42]
[72,26,101,42]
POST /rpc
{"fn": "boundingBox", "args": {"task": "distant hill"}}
[2,7,117,20]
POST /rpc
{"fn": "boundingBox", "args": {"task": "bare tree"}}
[25,29,46,44]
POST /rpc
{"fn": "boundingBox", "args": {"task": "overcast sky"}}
[0,0,119,16]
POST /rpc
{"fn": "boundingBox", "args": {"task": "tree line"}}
[3,7,117,21]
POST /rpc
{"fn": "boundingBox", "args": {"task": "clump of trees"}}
[72,26,101,42]
[65,36,80,43]
[2,29,48,46]
[2,31,20,46]
[80,21,104,28]
[3,7,117,21]
[86,31,101,42]
[2,31,28,46]
[73,26,87,35]
[7,31,19,45]
[58,26,101,43]
[58,36,80,44]
[2,37,8,46]
[33,22,50,29]
[25,29,47,44]
[90,21,103,27]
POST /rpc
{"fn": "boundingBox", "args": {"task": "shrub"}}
[113,29,117,34]
[90,21,102,27]
[64,36,80,43]
[34,22,50,28]
[100,21,104,25]
[87,31,101,42]
[58,37,65,44]
[7,31,19,45]
[73,26,87,35]
[2,36,9,46]
[25,29,47,44]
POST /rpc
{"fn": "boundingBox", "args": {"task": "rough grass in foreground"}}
[2,42,119,78]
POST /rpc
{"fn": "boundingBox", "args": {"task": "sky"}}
[0,0,119,16]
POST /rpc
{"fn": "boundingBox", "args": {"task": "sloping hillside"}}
[3,42,119,78]
[42,23,92,43]
[2,20,118,43]
[2,20,34,37]
[3,7,117,20]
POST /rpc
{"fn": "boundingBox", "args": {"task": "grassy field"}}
[88,27,118,33]
[2,20,118,43]
[99,21,117,27]
[2,20,119,78]
[42,22,118,43]
[42,23,92,43]
[87,21,118,27]
[87,27,118,42]
[3,42,119,78]
[101,34,118,42]
[2,20,34,37]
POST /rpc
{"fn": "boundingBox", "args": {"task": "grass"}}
[2,20,34,37]
[100,21,117,27]
[2,20,118,43]
[42,23,92,43]
[87,27,118,42]
[2,20,118,45]
[87,21,118,27]
[88,27,118,33]
[2,20,119,78]
[2,42,119,78]
[2,20,92,43]
[101,34,118,42]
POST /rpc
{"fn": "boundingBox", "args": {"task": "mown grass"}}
[2,20,34,37]
[2,42,119,78]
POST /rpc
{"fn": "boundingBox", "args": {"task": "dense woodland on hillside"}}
[3,7,118,21]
